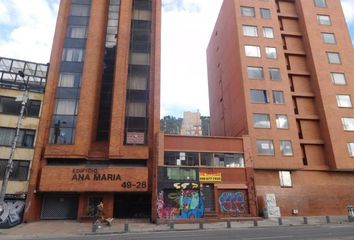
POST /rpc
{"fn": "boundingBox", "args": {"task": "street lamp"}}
[0,71,29,213]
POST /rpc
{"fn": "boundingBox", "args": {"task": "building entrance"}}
[114,193,151,218]
[201,184,215,212]
[41,194,79,219]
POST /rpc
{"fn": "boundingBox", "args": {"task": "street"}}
[4,224,354,240]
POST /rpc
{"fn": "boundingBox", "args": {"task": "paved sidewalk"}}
[0,216,352,239]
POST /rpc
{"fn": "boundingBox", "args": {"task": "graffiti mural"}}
[218,191,249,215]
[157,190,204,219]
[0,200,25,228]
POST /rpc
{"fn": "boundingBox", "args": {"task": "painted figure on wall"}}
[0,200,25,228]
[157,189,204,219]
[218,191,249,215]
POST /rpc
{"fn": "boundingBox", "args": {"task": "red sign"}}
[126,132,145,144]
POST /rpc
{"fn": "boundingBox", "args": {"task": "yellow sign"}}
[199,172,222,182]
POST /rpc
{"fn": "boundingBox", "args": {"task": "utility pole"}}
[0,71,28,212]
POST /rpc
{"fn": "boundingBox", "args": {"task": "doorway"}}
[114,193,151,218]
[201,184,215,212]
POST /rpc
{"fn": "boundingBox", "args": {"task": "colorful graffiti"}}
[157,190,204,219]
[218,191,249,215]
[0,200,25,228]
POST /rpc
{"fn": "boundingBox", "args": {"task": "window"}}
[240,6,255,17]
[336,95,352,108]
[67,26,87,38]
[0,128,35,147]
[280,140,293,156]
[265,47,277,59]
[342,118,354,131]
[0,96,41,117]
[276,114,289,129]
[70,4,90,16]
[347,143,354,157]
[327,52,341,64]
[164,152,199,166]
[321,33,336,44]
[317,15,331,25]
[331,73,347,85]
[279,171,292,187]
[256,140,274,155]
[214,153,245,168]
[314,0,327,8]
[54,99,77,115]
[247,67,264,80]
[200,152,213,166]
[0,160,30,181]
[253,113,271,128]
[260,8,271,19]
[167,168,197,181]
[62,48,85,62]
[251,90,268,103]
[273,91,285,104]
[263,27,274,38]
[269,68,281,80]
[243,25,258,37]
[245,45,261,58]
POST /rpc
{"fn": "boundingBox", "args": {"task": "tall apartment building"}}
[0,57,47,227]
[207,0,354,216]
[24,0,160,222]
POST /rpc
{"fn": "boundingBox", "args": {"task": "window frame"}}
[317,15,331,25]
[253,113,271,129]
[331,72,347,85]
[347,143,354,157]
[244,45,261,58]
[314,0,327,8]
[240,6,255,17]
[242,25,258,37]
[272,90,285,104]
[327,52,341,64]
[279,171,292,187]
[269,68,281,81]
[263,27,274,38]
[341,117,354,131]
[321,32,336,44]
[260,8,271,19]
[336,95,352,108]
[250,89,269,104]
[256,139,275,156]
[276,114,289,129]
[247,66,264,80]
[265,47,277,59]
[280,140,294,156]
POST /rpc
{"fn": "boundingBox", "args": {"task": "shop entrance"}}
[201,184,215,212]
[114,193,151,218]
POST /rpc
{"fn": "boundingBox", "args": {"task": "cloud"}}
[162,0,200,13]
[0,0,59,63]
[341,0,354,24]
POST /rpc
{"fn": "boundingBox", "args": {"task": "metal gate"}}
[201,184,215,212]
[41,194,79,220]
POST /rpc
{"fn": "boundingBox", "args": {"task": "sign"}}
[39,167,148,192]
[199,172,222,182]
[126,132,145,144]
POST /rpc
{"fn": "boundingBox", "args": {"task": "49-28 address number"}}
[121,181,147,189]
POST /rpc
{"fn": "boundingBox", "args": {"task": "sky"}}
[0,0,354,118]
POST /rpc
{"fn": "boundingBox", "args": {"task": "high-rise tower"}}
[208,0,354,215]
[24,0,160,221]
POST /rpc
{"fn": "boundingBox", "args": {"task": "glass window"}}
[0,160,30,181]
[327,52,341,64]
[127,102,146,117]
[240,6,255,17]
[214,153,244,168]
[253,113,271,128]
[251,90,268,103]
[280,140,293,156]
[336,95,352,108]
[62,48,85,62]
[279,171,292,187]
[49,126,75,144]
[260,8,271,19]
[331,72,347,85]
[59,73,77,88]
[314,0,327,7]
[342,118,354,131]
[273,91,285,104]
[317,15,331,25]
[263,27,274,38]
[269,68,281,80]
[256,140,274,155]
[0,128,35,147]
[129,53,149,65]
[276,114,289,129]
[67,26,87,38]
[265,47,277,59]
[200,152,213,166]
[54,99,77,115]
[70,4,90,16]
[243,25,258,37]
[347,143,354,157]
[247,67,264,80]
[321,33,336,44]
[245,45,261,58]
[164,152,198,166]
[167,168,197,181]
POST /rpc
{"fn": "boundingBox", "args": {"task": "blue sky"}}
[0,0,353,118]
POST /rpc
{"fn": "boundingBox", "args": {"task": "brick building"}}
[207,0,354,216]
[0,57,47,227]
[24,0,161,221]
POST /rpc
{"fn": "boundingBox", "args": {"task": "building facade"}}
[24,0,161,222]
[0,57,47,227]
[180,111,202,136]
[207,0,354,216]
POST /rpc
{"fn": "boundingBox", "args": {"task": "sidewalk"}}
[0,216,352,239]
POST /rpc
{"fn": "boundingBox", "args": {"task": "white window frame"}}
[321,32,336,44]
[331,72,347,85]
[245,45,261,58]
[317,15,331,25]
[279,171,292,187]
[256,140,274,155]
[336,95,352,108]
[243,25,258,37]
[241,6,255,17]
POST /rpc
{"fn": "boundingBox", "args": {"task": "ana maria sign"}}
[71,168,121,181]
